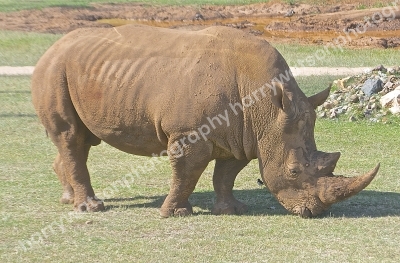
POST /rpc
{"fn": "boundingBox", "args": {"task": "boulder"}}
[379,88,400,114]
[361,78,383,96]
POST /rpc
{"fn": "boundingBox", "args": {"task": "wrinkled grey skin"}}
[31,25,379,217]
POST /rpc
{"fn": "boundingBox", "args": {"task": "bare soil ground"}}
[0,2,400,48]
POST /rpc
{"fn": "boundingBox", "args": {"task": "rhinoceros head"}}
[259,82,379,218]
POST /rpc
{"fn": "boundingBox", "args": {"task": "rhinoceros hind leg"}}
[48,117,104,212]
[212,158,250,215]
[53,153,74,204]
[160,141,213,217]
[66,142,104,212]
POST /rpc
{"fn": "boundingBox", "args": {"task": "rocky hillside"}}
[317,65,400,124]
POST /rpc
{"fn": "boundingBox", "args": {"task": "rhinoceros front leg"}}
[212,158,250,215]
[160,141,213,217]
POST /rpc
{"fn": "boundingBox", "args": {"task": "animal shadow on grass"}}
[104,189,400,218]
[326,190,400,218]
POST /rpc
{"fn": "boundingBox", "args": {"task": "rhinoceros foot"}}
[75,196,105,212]
[160,201,193,218]
[212,198,248,215]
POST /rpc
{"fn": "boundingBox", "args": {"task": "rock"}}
[361,78,383,96]
[335,76,353,89]
[390,107,400,114]
[384,81,394,90]
[380,90,400,114]
[195,13,205,20]
[329,109,337,118]
[335,107,344,115]
[323,102,334,109]
[350,94,359,103]
[388,75,397,82]
[330,94,339,100]
[364,109,372,117]
[380,90,400,107]
[372,64,387,72]
[316,65,400,122]
[349,115,357,122]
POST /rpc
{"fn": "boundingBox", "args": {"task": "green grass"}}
[0,31,62,66]
[0,0,270,12]
[273,43,400,68]
[1,75,400,262]
[296,75,347,96]
[1,29,399,67]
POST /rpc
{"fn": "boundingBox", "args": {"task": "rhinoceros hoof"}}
[212,200,248,215]
[160,203,193,218]
[74,197,105,212]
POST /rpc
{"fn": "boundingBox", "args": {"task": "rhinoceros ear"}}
[270,82,292,112]
[308,84,331,109]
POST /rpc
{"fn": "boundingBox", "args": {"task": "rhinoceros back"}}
[32,25,284,159]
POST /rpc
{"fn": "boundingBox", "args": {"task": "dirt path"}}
[1,1,399,48]
[0,66,35,75]
[0,66,370,76]
[290,67,370,76]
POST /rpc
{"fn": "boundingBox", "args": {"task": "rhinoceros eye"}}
[287,163,302,179]
[289,169,299,177]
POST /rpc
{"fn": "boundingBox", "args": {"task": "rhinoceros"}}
[31,24,379,218]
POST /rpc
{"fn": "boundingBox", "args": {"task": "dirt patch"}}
[0,2,399,48]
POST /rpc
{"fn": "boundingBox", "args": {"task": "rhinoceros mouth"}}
[299,207,312,218]
[275,193,327,218]
[291,206,312,218]
[291,203,326,218]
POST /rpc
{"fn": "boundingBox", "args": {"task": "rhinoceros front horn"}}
[317,163,380,205]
